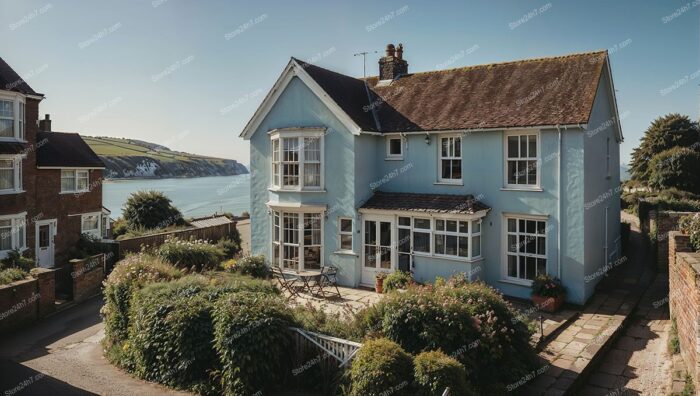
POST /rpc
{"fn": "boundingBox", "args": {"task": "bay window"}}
[61,169,89,193]
[505,132,539,187]
[270,130,324,190]
[0,155,22,193]
[271,210,323,270]
[0,214,27,256]
[0,95,26,140]
[438,136,461,183]
[407,216,482,261]
[505,216,547,282]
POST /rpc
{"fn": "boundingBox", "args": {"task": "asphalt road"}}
[0,297,189,396]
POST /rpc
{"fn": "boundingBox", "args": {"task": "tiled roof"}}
[0,57,40,96]
[360,191,490,215]
[297,51,607,133]
[36,132,104,168]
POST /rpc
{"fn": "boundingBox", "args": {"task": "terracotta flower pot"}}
[532,293,566,313]
[375,277,384,294]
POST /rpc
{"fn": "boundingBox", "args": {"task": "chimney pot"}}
[385,44,396,57]
[379,43,408,80]
[396,43,403,60]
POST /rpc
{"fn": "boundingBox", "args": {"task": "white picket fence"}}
[290,327,362,367]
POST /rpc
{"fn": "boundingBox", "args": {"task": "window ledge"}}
[500,187,543,192]
[498,278,534,287]
[333,250,358,257]
[268,187,327,193]
[0,138,27,143]
[60,190,90,195]
[0,189,25,196]
[434,181,463,186]
[384,157,403,161]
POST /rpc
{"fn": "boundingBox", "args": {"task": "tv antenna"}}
[354,50,378,78]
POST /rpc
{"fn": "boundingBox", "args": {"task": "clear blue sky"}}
[1,0,697,166]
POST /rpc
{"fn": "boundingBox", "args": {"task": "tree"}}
[122,190,184,229]
[630,114,699,182]
[648,147,700,194]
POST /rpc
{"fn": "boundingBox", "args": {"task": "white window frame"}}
[338,217,353,252]
[81,212,102,238]
[269,130,325,191]
[0,154,23,194]
[270,209,324,270]
[386,136,403,160]
[502,214,548,285]
[437,135,462,184]
[60,169,90,193]
[0,212,27,258]
[504,130,541,189]
[0,92,26,142]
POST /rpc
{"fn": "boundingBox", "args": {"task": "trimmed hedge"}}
[102,253,182,344]
[156,237,225,272]
[413,351,474,396]
[349,338,413,396]
[213,292,293,396]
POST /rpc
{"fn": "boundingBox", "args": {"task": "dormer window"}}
[0,94,26,141]
[386,136,403,160]
[270,129,324,191]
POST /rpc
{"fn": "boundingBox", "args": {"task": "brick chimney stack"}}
[379,43,408,80]
[39,114,51,132]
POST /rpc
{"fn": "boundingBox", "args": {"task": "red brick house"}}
[0,56,108,268]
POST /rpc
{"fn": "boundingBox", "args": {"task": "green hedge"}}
[102,254,182,345]
[349,338,413,396]
[413,350,474,396]
[383,271,413,293]
[222,255,269,279]
[156,237,225,272]
[213,292,293,396]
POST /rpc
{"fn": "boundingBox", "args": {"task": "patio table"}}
[284,269,322,295]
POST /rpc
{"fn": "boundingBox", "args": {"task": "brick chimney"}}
[39,114,51,132]
[379,43,408,80]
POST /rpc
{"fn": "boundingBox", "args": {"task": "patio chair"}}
[272,266,301,299]
[317,265,342,298]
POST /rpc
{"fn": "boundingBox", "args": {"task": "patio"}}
[283,285,382,317]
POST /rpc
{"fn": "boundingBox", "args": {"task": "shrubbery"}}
[122,190,184,230]
[680,213,700,252]
[101,253,183,344]
[383,271,413,293]
[413,350,474,396]
[156,237,225,272]
[0,267,29,286]
[648,147,700,194]
[213,292,293,395]
[223,255,269,279]
[349,338,413,396]
[216,238,241,259]
[0,249,34,272]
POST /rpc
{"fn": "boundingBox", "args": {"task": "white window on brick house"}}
[0,93,26,141]
[0,155,22,194]
[80,213,101,238]
[61,169,89,193]
[0,213,27,257]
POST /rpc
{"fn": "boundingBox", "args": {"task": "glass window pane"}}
[398,217,411,227]
[441,138,449,157]
[528,135,537,157]
[380,221,391,246]
[303,163,320,187]
[518,235,526,253]
[520,136,527,160]
[413,232,430,253]
[435,220,445,231]
[451,160,462,180]
[507,136,518,158]
[304,137,320,161]
[508,255,518,277]
[364,221,376,244]
[414,218,430,229]
[472,221,480,233]
[526,220,536,234]
[445,235,457,256]
[0,101,13,117]
[434,234,445,255]
[519,257,526,279]
[340,235,352,250]
[458,236,469,257]
[304,246,321,269]
[527,160,537,185]
[537,221,546,234]
[508,235,518,253]
[507,161,517,184]
[526,235,536,254]
[459,221,468,234]
[446,220,457,232]
[272,242,280,266]
[340,219,352,233]
[0,119,13,137]
[441,160,451,179]
[537,237,546,255]
[453,137,461,157]
[526,257,537,280]
[519,220,525,232]
[537,258,546,276]
[508,219,516,232]
[472,235,480,257]
[365,246,376,267]
[380,247,391,269]
[389,138,402,155]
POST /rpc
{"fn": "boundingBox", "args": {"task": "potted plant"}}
[531,274,566,313]
[375,272,388,294]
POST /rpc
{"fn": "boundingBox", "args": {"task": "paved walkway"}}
[581,274,673,395]
[0,297,189,396]
[287,285,381,317]
[523,221,653,395]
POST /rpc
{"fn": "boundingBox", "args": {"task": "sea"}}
[102,174,251,219]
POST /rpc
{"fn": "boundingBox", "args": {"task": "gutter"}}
[362,123,585,135]
[557,125,563,280]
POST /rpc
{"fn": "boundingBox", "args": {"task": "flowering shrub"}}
[156,237,225,272]
[349,338,413,396]
[102,253,182,345]
[216,237,241,259]
[383,271,413,293]
[0,267,29,286]
[531,274,566,298]
[223,255,269,279]
[680,213,700,252]
[413,350,475,396]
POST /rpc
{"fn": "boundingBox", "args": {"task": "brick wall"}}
[0,268,55,335]
[668,231,700,386]
[70,254,105,303]
[118,222,236,257]
[651,211,697,272]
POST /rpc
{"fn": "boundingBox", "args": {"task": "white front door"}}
[35,220,56,268]
[361,215,395,285]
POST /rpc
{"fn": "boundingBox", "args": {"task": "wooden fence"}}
[117,222,236,258]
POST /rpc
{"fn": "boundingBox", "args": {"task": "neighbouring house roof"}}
[360,191,490,215]
[0,57,41,96]
[36,132,105,168]
[190,215,233,228]
[298,51,607,133]
[0,141,28,155]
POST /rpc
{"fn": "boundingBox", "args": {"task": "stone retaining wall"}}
[668,231,700,387]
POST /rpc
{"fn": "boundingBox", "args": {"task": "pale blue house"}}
[240,44,623,305]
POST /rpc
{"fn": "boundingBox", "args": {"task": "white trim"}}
[360,124,586,136]
[338,217,353,251]
[266,201,327,212]
[60,169,90,193]
[0,92,26,141]
[385,136,403,160]
[501,213,549,284]
[503,129,542,189]
[270,210,324,271]
[34,219,57,268]
[0,212,27,259]
[240,59,362,139]
[270,130,325,191]
[0,154,23,194]
[437,134,462,184]
[359,208,490,221]
[37,166,105,170]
